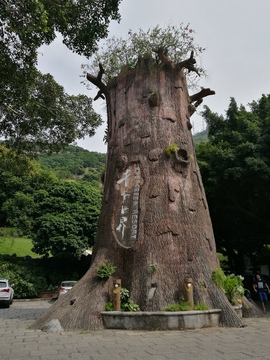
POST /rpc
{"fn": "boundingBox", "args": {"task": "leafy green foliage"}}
[103,288,140,311]
[1,0,121,154]
[0,254,88,298]
[0,146,103,258]
[30,181,102,258]
[164,301,209,311]
[38,145,106,184]
[1,70,103,155]
[165,143,180,157]
[196,95,270,272]
[120,287,130,301]
[212,268,244,305]
[193,302,210,310]
[83,24,205,86]
[164,302,192,311]
[120,288,140,311]
[103,301,114,311]
[224,275,245,305]
[0,258,47,298]
[121,298,140,312]
[150,264,158,273]
[95,261,116,280]
[211,268,226,290]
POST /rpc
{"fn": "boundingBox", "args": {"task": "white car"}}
[0,279,14,308]
[57,281,77,297]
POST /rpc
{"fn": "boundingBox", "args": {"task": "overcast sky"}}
[38,0,270,153]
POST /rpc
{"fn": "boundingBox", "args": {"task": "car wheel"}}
[10,298,13,305]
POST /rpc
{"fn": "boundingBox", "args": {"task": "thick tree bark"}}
[242,296,264,318]
[31,55,244,330]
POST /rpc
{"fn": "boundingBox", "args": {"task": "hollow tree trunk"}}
[31,55,244,330]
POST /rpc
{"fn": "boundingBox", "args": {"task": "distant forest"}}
[193,128,208,144]
[38,129,207,181]
[38,146,106,186]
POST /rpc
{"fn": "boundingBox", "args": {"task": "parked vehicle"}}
[0,279,14,308]
[57,281,77,297]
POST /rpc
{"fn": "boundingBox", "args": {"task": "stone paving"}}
[1,300,270,360]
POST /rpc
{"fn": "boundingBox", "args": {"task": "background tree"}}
[0,165,59,234]
[31,181,102,258]
[0,146,103,256]
[0,0,122,154]
[196,95,270,272]
[31,25,245,331]
[0,145,44,226]
[38,145,106,183]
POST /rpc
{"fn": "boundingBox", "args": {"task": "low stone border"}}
[233,304,243,318]
[38,291,58,299]
[101,309,222,330]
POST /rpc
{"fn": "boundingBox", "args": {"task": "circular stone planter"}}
[233,304,243,318]
[101,309,222,330]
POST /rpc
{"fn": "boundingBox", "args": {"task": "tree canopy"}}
[0,0,122,154]
[31,181,102,258]
[38,145,106,182]
[83,24,205,86]
[0,145,103,258]
[196,95,270,272]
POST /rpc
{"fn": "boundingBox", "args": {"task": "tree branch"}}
[188,88,215,116]
[176,51,200,75]
[86,63,108,100]
[189,88,215,103]
[153,47,174,69]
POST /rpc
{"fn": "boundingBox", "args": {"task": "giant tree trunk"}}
[31,54,244,330]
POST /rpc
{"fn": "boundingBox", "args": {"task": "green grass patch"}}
[164,301,209,311]
[0,236,39,258]
[164,301,192,311]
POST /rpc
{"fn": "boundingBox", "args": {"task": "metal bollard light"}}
[113,279,121,310]
[184,277,194,308]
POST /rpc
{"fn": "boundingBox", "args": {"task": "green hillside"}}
[193,128,208,144]
[38,145,106,183]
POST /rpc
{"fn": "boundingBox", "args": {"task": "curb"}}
[13,298,54,302]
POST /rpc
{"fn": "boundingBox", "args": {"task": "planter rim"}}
[101,309,222,316]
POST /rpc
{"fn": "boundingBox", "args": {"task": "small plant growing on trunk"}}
[165,143,179,157]
[95,261,116,280]
[150,264,157,273]
[148,91,160,107]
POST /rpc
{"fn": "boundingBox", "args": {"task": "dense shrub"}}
[0,255,89,298]
[0,258,47,298]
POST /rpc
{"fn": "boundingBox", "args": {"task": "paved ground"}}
[1,300,270,360]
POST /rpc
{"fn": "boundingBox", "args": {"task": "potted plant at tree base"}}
[212,269,244,317]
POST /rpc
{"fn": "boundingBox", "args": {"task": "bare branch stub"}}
[94,91,105,101]
[87,63,108,100]
[176,51,200,76]
[153,47,174,69]
[155,49,201,76]
[189,88,215,103]
[188,88,215,116]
